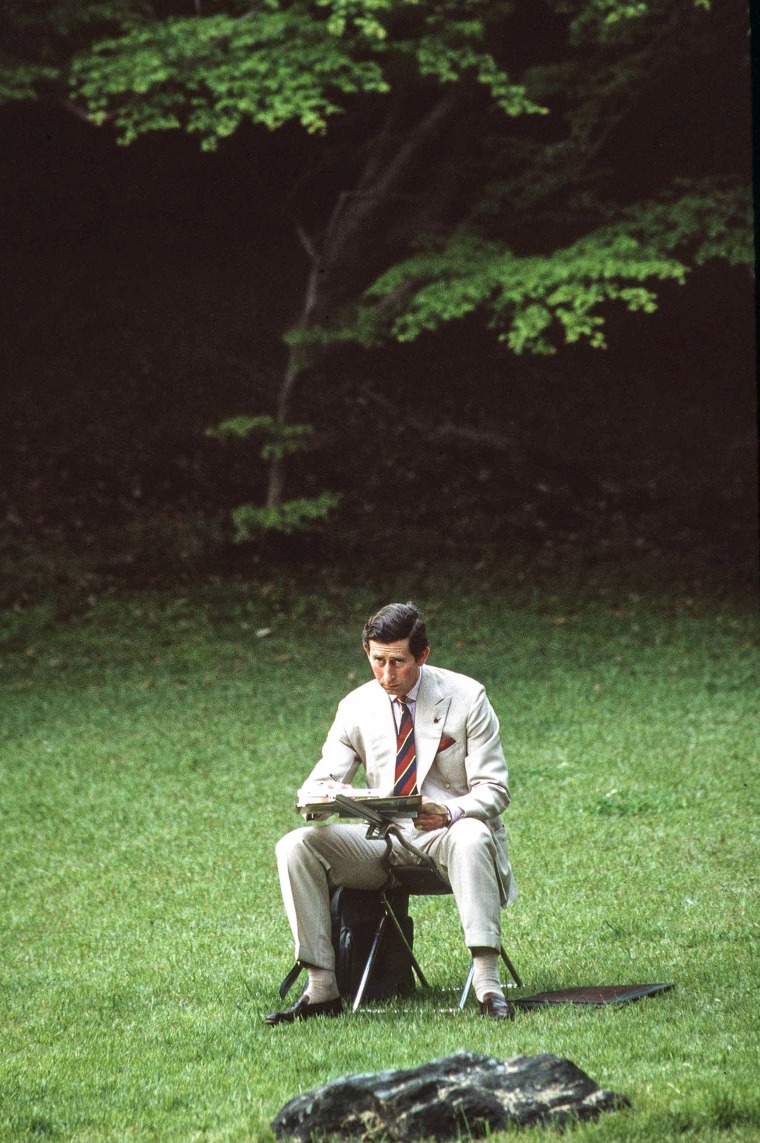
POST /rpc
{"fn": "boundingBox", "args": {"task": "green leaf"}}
[231,493,341,539]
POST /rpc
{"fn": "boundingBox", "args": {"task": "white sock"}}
[471,951,504,1002]
[305,967,340,1003]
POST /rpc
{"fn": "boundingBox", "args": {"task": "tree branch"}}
[59,97,108,123]
[355,385,520,453]
[323,91,461,264]
[295,223,319,263]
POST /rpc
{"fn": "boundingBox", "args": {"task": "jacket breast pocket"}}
[436,735,457,754]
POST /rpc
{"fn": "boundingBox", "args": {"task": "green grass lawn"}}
[1,562,758,1142]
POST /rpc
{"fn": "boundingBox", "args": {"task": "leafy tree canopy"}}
[2,0,752,523]
[352,178,751,355]
[10,0,744,336]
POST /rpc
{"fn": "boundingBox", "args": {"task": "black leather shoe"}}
[479,993,515,1020]
[265,994,343,1026]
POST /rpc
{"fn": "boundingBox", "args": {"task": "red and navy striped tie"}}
[393,696,417,797]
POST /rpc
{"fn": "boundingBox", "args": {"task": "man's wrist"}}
[447,804,464,826]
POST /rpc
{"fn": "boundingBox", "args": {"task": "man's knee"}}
[450,817,494,855]
[275,827,311,870]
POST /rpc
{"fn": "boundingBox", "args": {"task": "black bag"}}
[330,887,415,1001]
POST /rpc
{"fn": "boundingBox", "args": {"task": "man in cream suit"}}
[266,602,517,1024]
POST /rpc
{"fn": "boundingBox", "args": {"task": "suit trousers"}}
[275,817,503,970]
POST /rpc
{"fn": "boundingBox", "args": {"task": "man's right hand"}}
[297,778,353,805]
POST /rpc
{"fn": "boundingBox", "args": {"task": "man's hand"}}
[415,797,450,832]
[297,778,354,805]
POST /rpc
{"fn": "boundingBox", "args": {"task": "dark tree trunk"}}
[264,93,459,507]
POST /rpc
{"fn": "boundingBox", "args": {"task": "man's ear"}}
[416,646,431,666]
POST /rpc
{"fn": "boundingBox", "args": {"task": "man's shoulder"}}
[423,664,485,697]
[337,678,382,711]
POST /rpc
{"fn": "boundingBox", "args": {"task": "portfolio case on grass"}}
[331,888,415,1001]
[513,983,675,1008]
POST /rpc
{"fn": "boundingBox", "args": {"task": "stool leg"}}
[380,893,429,989]
[352,914,389,1012]
[279,962,304,1000]
[499,946,523,989]
[459,959,475,1009]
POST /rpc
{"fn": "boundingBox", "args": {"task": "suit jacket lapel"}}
[415,668,451,788]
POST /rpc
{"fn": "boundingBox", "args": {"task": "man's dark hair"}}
[362,602,429,659]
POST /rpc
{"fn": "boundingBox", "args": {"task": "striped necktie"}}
[393,695,417,797]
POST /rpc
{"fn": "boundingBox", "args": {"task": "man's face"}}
[365,638,430,696]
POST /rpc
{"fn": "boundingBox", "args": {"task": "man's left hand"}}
[415,798,450,832]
